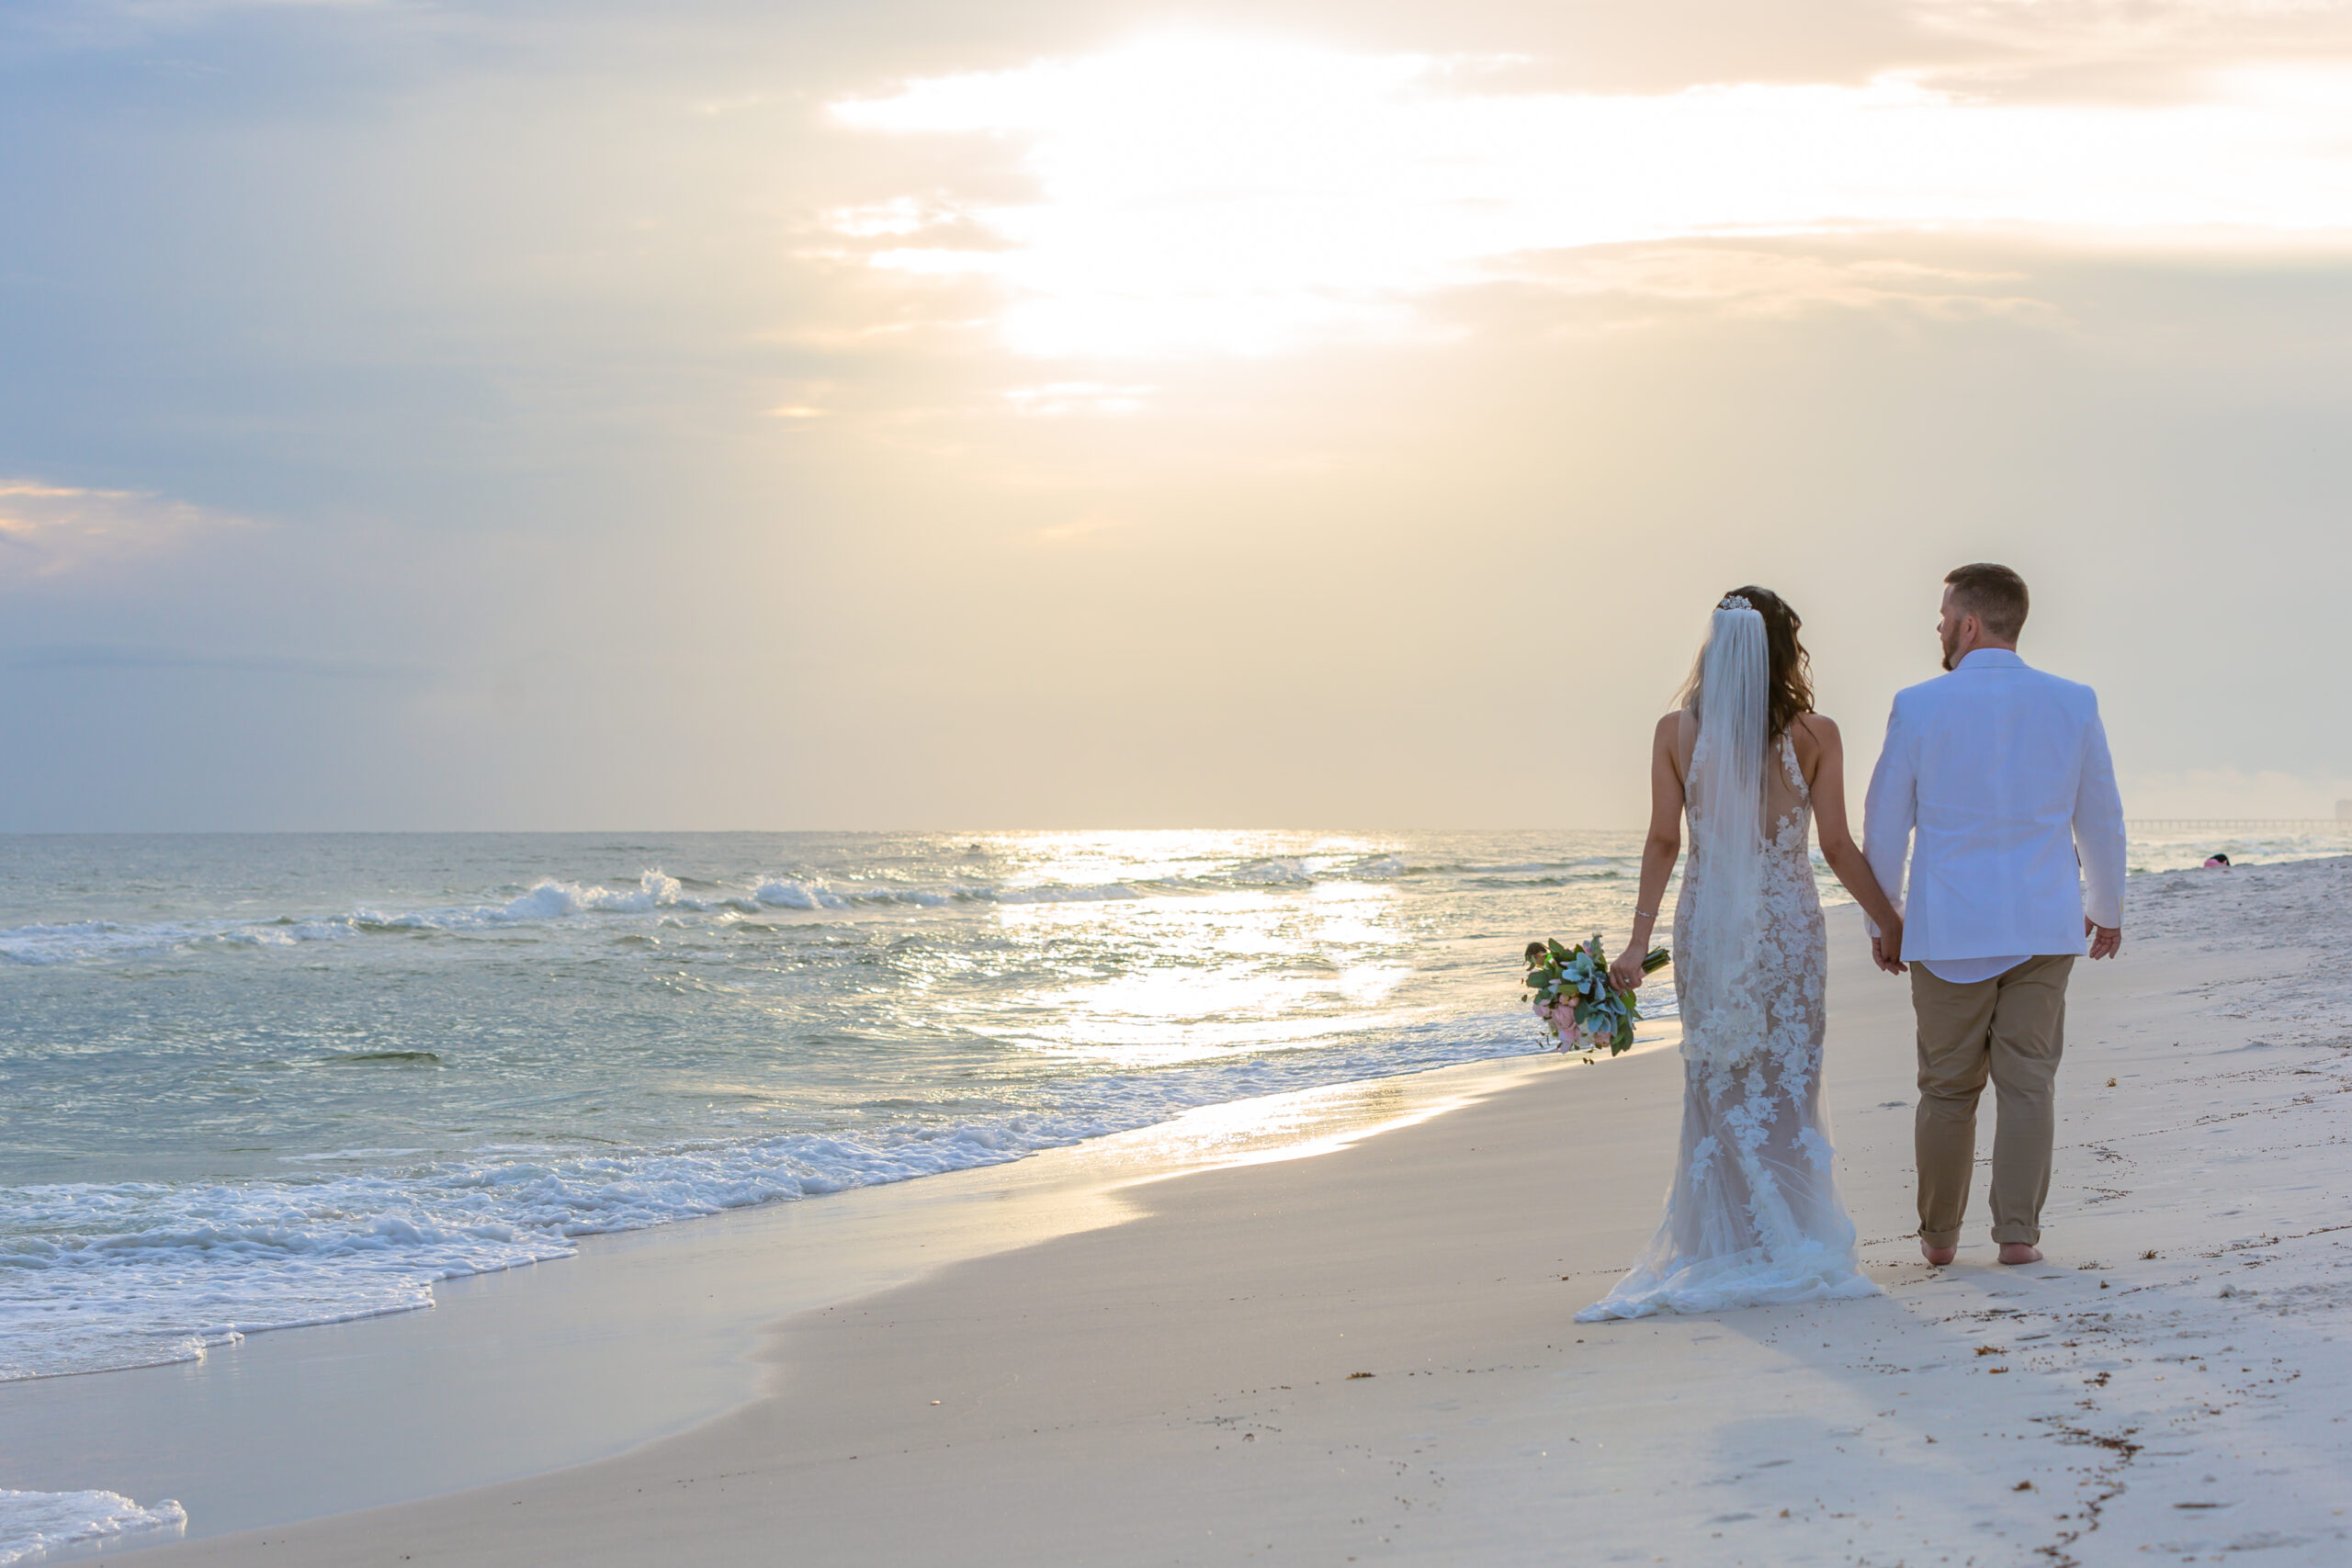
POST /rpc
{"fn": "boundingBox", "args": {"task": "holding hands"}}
[1870,919,1906,976]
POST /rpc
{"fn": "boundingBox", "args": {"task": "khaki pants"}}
[1911,954,2075,1248]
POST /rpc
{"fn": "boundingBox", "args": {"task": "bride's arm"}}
[1609,714,1684,991]
[1798,715,1905,957]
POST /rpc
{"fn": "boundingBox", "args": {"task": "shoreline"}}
[33,856,2352,1565]
[4,1036,1640,1551]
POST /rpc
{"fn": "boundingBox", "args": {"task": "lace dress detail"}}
[1577,731,1878,1321]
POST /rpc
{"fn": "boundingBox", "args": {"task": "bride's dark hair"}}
[1679,585,1815,740]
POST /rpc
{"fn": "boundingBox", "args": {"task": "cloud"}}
[2,0,404,60]
[1482,243,2066,325]
[1005,382,1156,416]
[1913,0,2350,40]
[0,479,251,581]
[829,37,2352,360]
[87,0,392,20]
[1024,513,1132,546]
[0,643,424,679]
[1899,0,2352,98]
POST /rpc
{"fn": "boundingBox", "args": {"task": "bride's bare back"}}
[1611,708,1900,995]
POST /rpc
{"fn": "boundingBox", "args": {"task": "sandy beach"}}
[76,856,2352,1566]
[17,2,2352,1562]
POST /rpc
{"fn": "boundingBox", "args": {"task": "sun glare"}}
[830,37,2352,361]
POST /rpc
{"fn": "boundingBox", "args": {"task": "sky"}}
[4,0,2350,830]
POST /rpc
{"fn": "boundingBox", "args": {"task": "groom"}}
[1862,564,2127,1266]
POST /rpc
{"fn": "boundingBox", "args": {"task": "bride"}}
[1577,588,1906,1322]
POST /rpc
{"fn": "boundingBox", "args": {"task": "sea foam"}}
[0,858,1432,964]
[0,1489,187,1565]
[0,1007,1550,1382]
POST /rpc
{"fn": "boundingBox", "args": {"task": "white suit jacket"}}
[1863,649,2126,961]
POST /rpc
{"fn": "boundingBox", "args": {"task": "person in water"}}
[2204,853,2232,869]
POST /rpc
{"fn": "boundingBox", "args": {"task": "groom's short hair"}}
[1944,562,2030,640]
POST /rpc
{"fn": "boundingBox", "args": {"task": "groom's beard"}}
[1940,626,1962,671]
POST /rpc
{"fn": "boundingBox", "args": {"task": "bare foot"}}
[1920,1240,1957,1266]
[1997,1243,2043,1265]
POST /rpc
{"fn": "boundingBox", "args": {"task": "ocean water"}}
[0,829,1685,1389]
[2122,823,2352,876]
[2,823,2339,1394]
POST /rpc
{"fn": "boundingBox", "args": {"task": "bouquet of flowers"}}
[1522,936,1671,1056]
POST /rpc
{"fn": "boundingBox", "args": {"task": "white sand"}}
[101,857,2352,1566]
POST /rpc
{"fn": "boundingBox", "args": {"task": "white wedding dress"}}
[1577,723,1879,1322]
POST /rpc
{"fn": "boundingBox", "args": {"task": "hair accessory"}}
[1717,593,1754,612]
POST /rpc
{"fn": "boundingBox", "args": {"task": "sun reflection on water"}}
[956,831,1420,1067]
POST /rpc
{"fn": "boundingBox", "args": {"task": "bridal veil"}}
[1576,593,1878,1322]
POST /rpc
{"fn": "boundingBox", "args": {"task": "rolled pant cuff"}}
[1991,1225,2041,1246]
[1918,1228,1960,1247]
